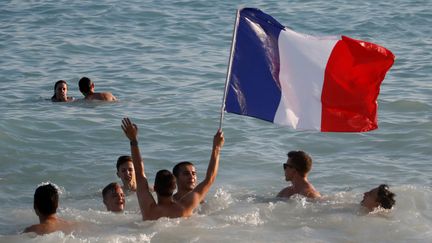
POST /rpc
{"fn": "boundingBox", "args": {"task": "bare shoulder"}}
[101,92,117,101]
[277,186,295,198]
[58,218,76,230]
[145,202,185,220]
[23,224,38,234]
[303,184,321,199]
[179,191,201,213]
[23,219,76,235]
[88,92,116,101]
[22,223,50,235]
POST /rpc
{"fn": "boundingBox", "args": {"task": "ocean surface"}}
[0,0,431,242]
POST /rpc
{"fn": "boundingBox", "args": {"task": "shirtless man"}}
[78,77,117,101]
[172,161,197,201]
[361,184,396,211]
[23,183,75,235]
[277,151,321,199]
[116,156,137,193]
[102,182,126,212]
[121,117,224,220]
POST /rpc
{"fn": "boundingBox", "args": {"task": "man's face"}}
[176,165,197,191]
[361,187,380,210]
[104,185,125,212]
[117,161,135,189]
[283,158,295,181]
[55,83,68,101]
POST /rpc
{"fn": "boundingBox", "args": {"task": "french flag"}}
[224,8,395,132]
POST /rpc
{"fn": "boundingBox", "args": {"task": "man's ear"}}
[34,204,40,216]
[116,171,120,178]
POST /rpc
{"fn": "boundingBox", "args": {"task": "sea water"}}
[0,0,431,242]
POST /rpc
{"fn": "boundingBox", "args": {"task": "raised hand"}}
[213,129,224,149]
[121,117,138,141]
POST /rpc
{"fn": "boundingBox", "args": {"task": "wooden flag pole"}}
[219,9,241,130]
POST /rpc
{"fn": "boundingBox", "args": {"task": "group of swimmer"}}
[51,77,116,102]
[23,79,396,235]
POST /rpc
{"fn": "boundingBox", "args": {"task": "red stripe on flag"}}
[321,36,395,132]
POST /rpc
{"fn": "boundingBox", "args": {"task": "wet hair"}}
[102,182,121,200]
[78,77,92,95]
[154,170,176,197]
[51,80,67,101]
[34,183,59,216]
[287,151,312,177]
[376,184,396,209]
[116,155,132,171]
[172,161,194,178]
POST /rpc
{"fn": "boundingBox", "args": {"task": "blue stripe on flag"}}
[225,8,285,123]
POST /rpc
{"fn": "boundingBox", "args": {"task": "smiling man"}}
[172,161,197,201]
[116,156,137,193]
[102,182,125,212]
[121,117,224,220]
[277,150,320,199]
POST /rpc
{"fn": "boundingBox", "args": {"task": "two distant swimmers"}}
[277,150,396,212]
[51,77,116,102]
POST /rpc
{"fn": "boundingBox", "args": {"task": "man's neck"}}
[38,214,57,224]
[290,176,310,188]
[84,90,95,97]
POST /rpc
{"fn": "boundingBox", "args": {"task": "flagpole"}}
[219,8,241,130]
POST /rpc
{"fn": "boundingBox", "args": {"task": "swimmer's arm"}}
[182,130,224,209]
[121,118,156,219]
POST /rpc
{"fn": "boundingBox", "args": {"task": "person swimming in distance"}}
[277,151,321,199]
[23,183,75,235]
[78,76,117,101]
[116,156,137,193]
[51,80,74,102]
[361,184,396,212]
[121,117,224,220]
[102,182,126,212]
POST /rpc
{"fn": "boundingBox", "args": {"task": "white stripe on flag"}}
[274,28,339,129]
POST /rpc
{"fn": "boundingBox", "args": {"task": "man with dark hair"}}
[154,170,177,197]
[24,183,75,235]
[172,161,197,201]
[102,182,125,212]
[116,155,137,192]
[361,184,396,211]
[78,76,117,101]
[277,150,321,199]
[121,117,224,220]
